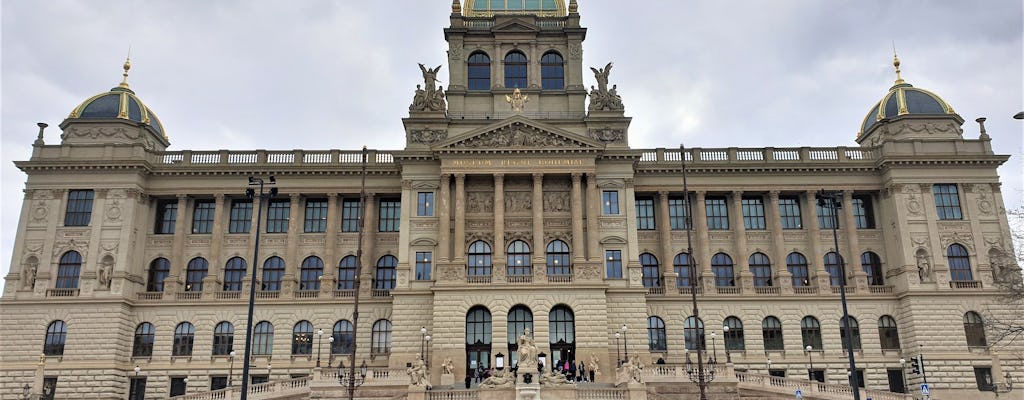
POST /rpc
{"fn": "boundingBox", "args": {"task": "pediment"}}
[436,116,605,151]
[492,19,541,33]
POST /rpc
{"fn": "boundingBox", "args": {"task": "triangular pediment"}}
[435,116,605,151]
[492,19,541,33]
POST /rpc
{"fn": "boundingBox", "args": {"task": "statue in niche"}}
[23,263,37,290]
[588,354,601,380]
[917,254,932,282]
[98,261,113,289]
[442,357,454,375]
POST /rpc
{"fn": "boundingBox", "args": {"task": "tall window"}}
[172,322,195,356]
[378,198,400,232]
[332,320,354,355]
[147,258,171,292]
[742,197,766,230]
[668,196,690,230]
[56,251,82,289]
[860,252,883,286]
[191,200,215,234]
[44,320,67,356]
[129,377,146,400]
[228,199,252,233]
[292,321,314,355]
[840,316,861,351]
[540,51,564,89]
[684,316,705,351]
[635,197,655,230]
[605,250,623,279]
[415,252,432,280]
[602,191,619,214]
[417,192,434,216]
[787,252,810,287]
[824,252,844,286]
[266,199,290,233]
[303,198,328,233]
[64,190,94,226]
[705,197,729,230]
[546,240,570,275]
[762,317,784,351]
[548,305,576,367]
[723,316,745,351]
[963,311,987,348]
[648,316,667,351]
[467,52,491,91]
[947,244,973,281]
[341,199,361,232]
[801,316,822,350]
[155,199,178,234]
[778,196,802,229]
[506,305,534,366]
[261,257,285,291]
[133,322,155,357]
[466,307,493,372]
[711,253,734,287]
[223,257,246,291]
[337,256,357,289]
[253,321,273,355]
[933,184,962,220]
[212,321,234,356]
[639,253,660,288]
[674,252,694,287]
[749,252,772,287]
[375,255,398,290]
[817,200,839,229]
[371,319,393,354]
[507,240,532,276]
[504,51,528,88]
[299,256,324,291]
[877,316,900,350]
[468,241,493,277]
[185,257,209,292]
[851,195,875,229]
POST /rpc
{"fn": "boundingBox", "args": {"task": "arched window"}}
[133,322,155,357]
[185,257,209,292]
[674,253,694,287]
[639,253,660,288]
[507,240,532,276]
[333,320,354,355]
[173,322,195,356]
[648,316,667,351]
[963,311,987,348]
[840,316,861,351]
[546,240,571,276]
[43,320,67,356]
[375,255,397,290]
[712,253,735,287]
[147,258,171,292]
[253,321,273,355]
[801,316,822,350]
[468,52,491,90]
[541,51,564,90]
[337,256,358,290]
[723,316,745,351]
[292,321,314,355]
[749,253,772,287]
[877,316,900,350]
[947,244,973,281]
[507,305,534,366]
[56,251,82,289]
[786,252,809,287]
[824,252,844,286]
[504,51,528,88]
[223,257,247,292]
[300,256,324,291]
[212,321,234,356]
[466,307,493,372]
[861,252,883,286]
[684,316,705,350]
[261,256,285,291]
[468,241,493,277]
[371,319,393,354]
[762,317,784,351]
[549,305,576,368]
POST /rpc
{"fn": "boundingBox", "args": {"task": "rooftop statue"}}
[411,64,447,112]
[588,62,623,111]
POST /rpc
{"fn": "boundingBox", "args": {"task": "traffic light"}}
[911,355,921,375]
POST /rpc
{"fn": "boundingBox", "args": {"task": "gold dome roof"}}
[463,0,567,17]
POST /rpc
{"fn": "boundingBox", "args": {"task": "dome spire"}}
[892,43,905,86]
[119,56,131,89]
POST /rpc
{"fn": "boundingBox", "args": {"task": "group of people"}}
[551,359,595,382]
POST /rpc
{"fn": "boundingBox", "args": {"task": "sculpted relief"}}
[449,123,588,149]
[504,192,532,213]
[543,192,570,212]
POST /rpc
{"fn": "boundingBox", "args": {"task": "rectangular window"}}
[635,197,655,230]
[303,198,328,233]
[228,199,252,233]
[417,192,434,216]
[342,199,362,232]
[191,200,215,234]
[378,198,401,232]
[415,252,432,280]
[816,201,839,229]
[852,195,875,229]
[933,184,962,220]
[741,197,766,230]
[42,377,57,400]
[668,197,690,230]
[602,191,619,215]
[129,377,147,400]
[974,367,994,391]
[251,375,269,385]
[169,377,187,397]
[705,197,729,230]
[606,250,623,279]
[266,199,290,233]
[64,190,94,226]
[155,200,178,234]
[778,196,802,229]
[210,376,227,391]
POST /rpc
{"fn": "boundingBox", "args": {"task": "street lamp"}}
[986,371,1014,398]
[621,324,629,361]
[615,331,621,367]
[316,329,324,367]
[229,351,236,386]
[709,331,717,365]
[816,189,860,400]
[240,175,277,400]
[338,359,368,388]
[345,147,371,400]
[328,336,335,367]
[680,144,712,400]
[899,358,907,393]
[420,327,428,362]
[805,345,818,382]
[425,334,432,370]
[722,325,732,363]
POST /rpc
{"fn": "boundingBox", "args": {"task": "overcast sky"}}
[2,0,1022,292]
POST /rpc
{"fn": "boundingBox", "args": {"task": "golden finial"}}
[892,43,905,85]
[119,57,132,88]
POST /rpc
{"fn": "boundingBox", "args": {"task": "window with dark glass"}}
[56,251,82,289]
[861,252,883,286]
[947,244,973,281]
[548,306,576,368]
[155,200,178,234]
[840,316,861,351]
[468,241,493,277]
[332,320,354,355]
[466,307,493,373]
[303,198,328,233]
[467,52,491,91]
[674,252,693,287]
[504,51,528,88]
[723,316,745,350]
[816,199,839,229]
[877,316,900,350]
[210,376,227,391]
[705,197,729,230]
[824,252,844,286]
[801,316,822,350]
[185,257,208,292]
[292,321,314,355]
[647,316,667,351]
[415,251,432,280]
[964,311,987,347]
[378,198,400,232]
[742,197,766,230]
[507,240,532,276]
[762,316,784,351]
[266,199,290,233]
[147,258,170,292]
[212,321,233,356]
[129,377,146,400]
[341,199,361,232]
[541,51,564,90]
[749,252,772,287]
[261,257,285,291]
[299,256,324,291]
[172,322,195,356]
[64,190,94,226]
[684,316,705,351]
[778,196,802,229]
[668,196,690,230]
[975,367,995,391]
[546,240,570,276]
[43,320,67,356]
[635,197,655,230]
[338,256,357,289]
[712,253,734,287]
[375,255,397,290]
[416,192,434,217]
[506,305,534,366]
[852,195,875,228]
[191,200,215,234]
[169,377,186,397]
[228,199,252,233]
[601,190,620,215]
[605,250,623,279]
[933,184,962,220]
[133,322,155,357]
[371,319,393,354]
[787,252,810,287]
[223,257,246,291]
[253,321,273,355]
[42,377,57,400]
[639,253,660,288]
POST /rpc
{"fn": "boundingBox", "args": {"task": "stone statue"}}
[98,262,112,289]
[588,62,624,111]
[516,328,539,372]
[479,368,514,388]
[410,64,447,112]
[588,354,601,379]
[627,354,644,383]
[442,357,454,375]
[407,353,429,387]
[419,63,441,89]
[590,62,612,93]
[540,368,573,386]
[917,254,932,282]
[23,264,37,290]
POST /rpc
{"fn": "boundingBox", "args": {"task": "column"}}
[494,174,506,267]
[570,173,584,262]
[694,191,712,287]
[657,191,674,285]
[453,175,466,261]
[168,194,189,292]
[362,193,378,272]
[205,193,227,294]
[532,173,545,264]
[767,191,791,289]
[842,191,865,289]
[438,174,452,262]
[322,193,340,290]
[285,193,302,294]
[586,173,600,261]
[732,191,749,290]
[804,191,828,287]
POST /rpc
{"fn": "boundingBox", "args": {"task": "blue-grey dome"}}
[66,60,166,139]
[858,57,957,139]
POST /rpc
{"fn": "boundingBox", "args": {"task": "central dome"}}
[858,56,957,140]
[464,0,566,17]
[63,59,166,139]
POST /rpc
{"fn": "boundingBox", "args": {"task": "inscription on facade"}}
[446,158,591,170]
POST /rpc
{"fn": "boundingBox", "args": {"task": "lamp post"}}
[316,329,324,367]
[241,176,277,400]
[229,351,236,387]
[987,371,1014,398]
[338,359,368,389]
[328,336,335,367]
[680,144,712,400]
[898,358,907,393]
[805,345,816,382]
[129,366,141,400]
[709,332,717,365]
[614,332,621,367]
[722,325,732,363]
[621,324,629,361]
[345,147,370,400]
[425,334,432,370]
[816,189,860,400]
[420,327,428,363]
